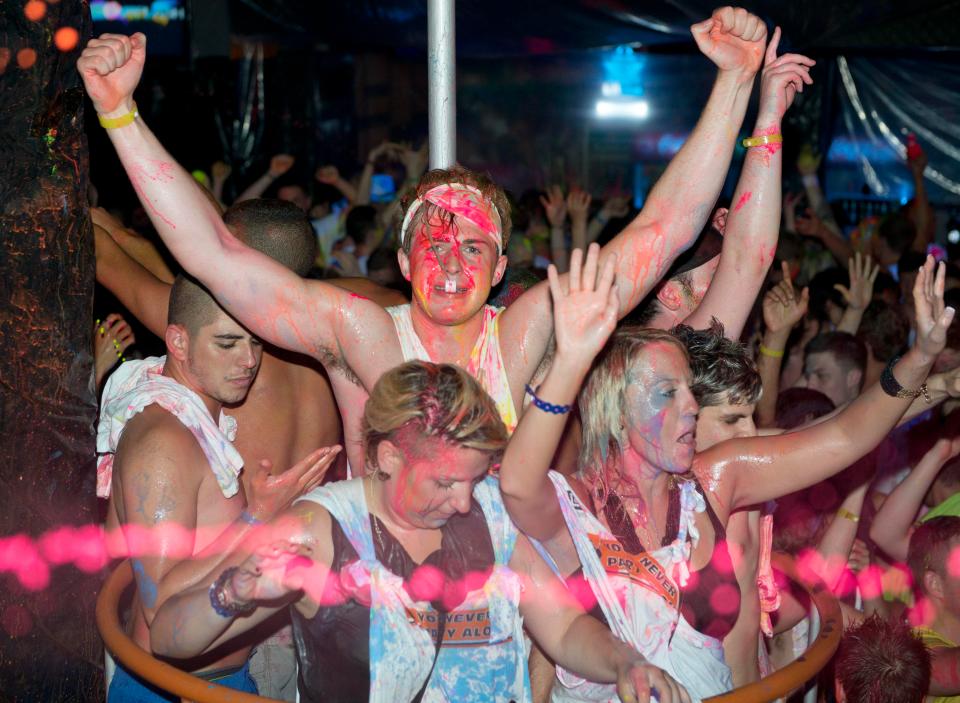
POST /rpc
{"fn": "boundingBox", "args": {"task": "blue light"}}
[602,46,646,98]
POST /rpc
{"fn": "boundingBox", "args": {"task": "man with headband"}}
[78,6,771,471]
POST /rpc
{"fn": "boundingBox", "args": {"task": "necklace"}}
[365,478,387,553]
[603,490,663,554]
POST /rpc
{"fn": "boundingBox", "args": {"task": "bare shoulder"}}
[274,500,335,566]
[114,406,207,487]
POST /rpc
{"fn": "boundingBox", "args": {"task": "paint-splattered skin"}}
[681,27,814,340]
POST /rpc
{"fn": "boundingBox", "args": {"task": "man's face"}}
[800,351,859,406]
[695,398,758,452]
[655,255,721,323]
[184,310,263,405]
[399,213,506,326]
[385,438,491,530]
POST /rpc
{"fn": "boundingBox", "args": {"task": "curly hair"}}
[671,319,762,408]
[395,166,512,254]
[362,361,508,473]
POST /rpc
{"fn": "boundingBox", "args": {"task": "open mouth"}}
[434,284,471,295]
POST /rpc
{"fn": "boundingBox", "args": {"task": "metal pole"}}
[427,0,456,169]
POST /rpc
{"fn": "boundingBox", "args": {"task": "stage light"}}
[595,99,649,120]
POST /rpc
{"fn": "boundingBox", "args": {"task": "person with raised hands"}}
[500,255,954,700]
[680,26,814,339]
[77,8,768,473]
[148,246,688,703]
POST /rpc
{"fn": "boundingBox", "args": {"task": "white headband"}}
[399,183,503,256]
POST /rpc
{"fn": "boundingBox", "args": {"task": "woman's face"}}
[383,437,492,530]
[621,342,699,475]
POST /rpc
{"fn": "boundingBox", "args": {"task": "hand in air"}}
[230,540,316,604]
[758,27,815,122]
[77,33,146,117]
[763,261,809,335]
[245,446,342,522]
[711,206,729,235]
[548,243,619,372]
[540,186,568,228]
[566,188,592,223]
[616,653,691,703]
[795,207,827,239]
[690,7,767,77]
[94,314,135,384]
[269,154,295,178]
[913,256,955,360]
[834,252,879,311]
[315,165,340,184]
[212,161,232,181]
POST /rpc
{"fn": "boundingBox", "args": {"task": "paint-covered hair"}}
[363,361,508,473]
[672,319,762,408]
[578,326,689,507]
[396,166,512,254]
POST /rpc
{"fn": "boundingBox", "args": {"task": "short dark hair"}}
[672,320,761,408]
[804,331,867,374]
[223,198,317,276]
[879,212,916,258]
[774,388,835,429]
[908,516,960,597]
[834,614,930,703]
[168,274,221,336]
[857,301,909,363]
[345,205,377,243]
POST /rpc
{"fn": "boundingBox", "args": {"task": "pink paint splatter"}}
[733,191,752,213]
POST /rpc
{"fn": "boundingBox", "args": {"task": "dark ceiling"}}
[230,0,960,57]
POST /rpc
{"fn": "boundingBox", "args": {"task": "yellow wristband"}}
[98,103,139,129]
[759,344,784,358]
[838,508,860,523]
[742,133,783,149]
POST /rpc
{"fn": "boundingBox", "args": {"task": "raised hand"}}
[757,27,814,122]
[834,252,879,311]
[690,7,767,78]
[711,206,729,235]
[245,446,341,522]
[615,652,691,703]
[540,186,567,228]
[795,207,826,239]
[763,261,809,335]
[398,142,429,180]
[269,154,295,178]
[914,256,956,360]
[315,165,340,184]
[796,145,821,176]
[548,243,618,372]
[94,314,135,385]
[77,33,146,117]
[566,188,592,223]
[211,161,232,181]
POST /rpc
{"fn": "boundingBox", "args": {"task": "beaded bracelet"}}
[525,384,572,415]
[239,510,264,526]
[209,567,256,618]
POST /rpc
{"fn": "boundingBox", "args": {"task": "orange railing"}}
[98,552,841,703]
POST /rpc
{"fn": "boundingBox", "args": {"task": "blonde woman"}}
[149,259,688,703]
[499,250,953,701]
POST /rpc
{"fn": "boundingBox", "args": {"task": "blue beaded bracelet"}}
[239,510,263,526]
[525,384,572,415]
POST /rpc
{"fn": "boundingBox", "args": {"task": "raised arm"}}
[869,438,960,562]
[835,253,879,334]
[683,29,813,338]
[78,35,402,384]
[94,223,170,338]
[235,153,294,203]
[91,206,175,283]
[699,257,954,513]
[755,264,809,427]
[567,188,592,254]
[500,8,765,382]
[499,245,618,543]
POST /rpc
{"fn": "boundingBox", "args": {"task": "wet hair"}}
[857,301,909,363]
[804,331,867,376]
[578,326,690,507]
[672,320,761,408]
[363,361,508,473]
[834,614,930,703]
[774,388,835,430]
[396,166,512,255]
[878,212,916,259]
[168,274,221,336]
[223,199,317,276]
[908,516,960,597]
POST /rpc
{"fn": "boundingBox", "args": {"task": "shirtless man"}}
[99,275,338,701]
[79,7,768,471]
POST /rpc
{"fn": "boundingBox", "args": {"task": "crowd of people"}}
[79,6,960,703]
